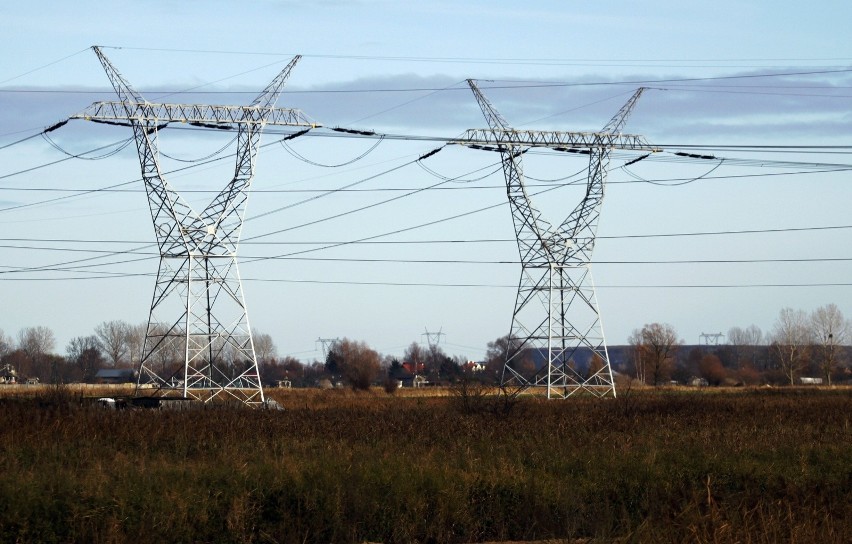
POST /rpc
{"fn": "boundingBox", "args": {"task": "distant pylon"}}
[77,47,317,405]
[458,81,654,398]
[316,337,340,361]
[422,327,445,350]
[700,332,725,350]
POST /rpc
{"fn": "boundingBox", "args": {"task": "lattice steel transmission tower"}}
[316,337,340,361]
[76,47,316,405]
[422,327,445,350]
[459,80,654,398]
[700,332,725,350]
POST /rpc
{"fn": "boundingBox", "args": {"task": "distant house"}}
[463,361,485,373]
[0,364,18,384]
[94,368,136,384]
[800,377,823,385]
[400,375,429,388]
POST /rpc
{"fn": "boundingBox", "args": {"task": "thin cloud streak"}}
[2,67,850,148]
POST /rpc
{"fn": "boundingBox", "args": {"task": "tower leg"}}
[501,264,615,398]
[137,253,263,405]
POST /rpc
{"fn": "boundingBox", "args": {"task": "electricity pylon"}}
[700,332,725,350]
[458,80,653,398]
[316,337,340,361]
[422,327,445,350]
[76,47,316,405]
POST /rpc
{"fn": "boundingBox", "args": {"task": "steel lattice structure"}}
[77,47,316,405]
[459,80,653,398]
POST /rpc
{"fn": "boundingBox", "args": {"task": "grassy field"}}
[0,385,850,543]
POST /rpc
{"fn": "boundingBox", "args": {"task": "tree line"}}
[0,320,487,389]
[625,304,851,387]
[1,303,849,388]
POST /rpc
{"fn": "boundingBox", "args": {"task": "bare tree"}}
[698,353,727,386]
[627,329,647,384]
[728,325,763,346]
[125,323,147,369]
[0,328,11,358]
[95,320,130,367]
[483,334,532,383]
[771,307,812,385]
[629,323,680,386]
[146,324,184,382]
[66,335,104,382]
[252,330,277,364]
[403,342,428,374]
[587,352,607,381]
[810,304,849,385]
[485,335,512,365]
[329,338,381,390]
[17,326,56,360]
[16,326,56,382]
[727,324,764,369]
[426,342,448,377]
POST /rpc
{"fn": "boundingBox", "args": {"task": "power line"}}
[92,46,852,64]
[243,153,507,239]
[0,47,91,85]
[1,109,848,277]
[2,242,850,266]
[3,131,848,221]
[4,67,852,96]
[2,161,849,275]
[1,222,850,247]
[1,270,849,291]
[2,163,850,197]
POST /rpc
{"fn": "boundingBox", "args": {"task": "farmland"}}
[1,386,850,543]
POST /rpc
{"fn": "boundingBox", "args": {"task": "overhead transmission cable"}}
[6,65,852,97]
[240,164,588,263]
[244,148,443,225]
[41,132,134,160]
[621,157,726,186]
[158,134,238,163]
[2,111,846,271]
[0,123,310,213]
[0,47,91,85]
[3,266,849,292]
[279,131,385,167]
[3,222,850,248]
[244,146,503,240]
[3,143,844,272]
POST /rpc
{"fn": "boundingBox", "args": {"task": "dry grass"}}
[0,386,849,543]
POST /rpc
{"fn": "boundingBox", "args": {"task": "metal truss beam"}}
[465,80,649,399]
[85,46,310,406]
[454,128,654,150]
[74,101,317,127]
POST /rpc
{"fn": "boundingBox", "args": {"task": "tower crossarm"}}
[73,101,317,128]
[453,128,654,151]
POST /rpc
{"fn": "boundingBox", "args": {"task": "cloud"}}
[3,66,850,151]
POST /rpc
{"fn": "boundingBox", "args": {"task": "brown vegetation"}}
[0,387,850,543]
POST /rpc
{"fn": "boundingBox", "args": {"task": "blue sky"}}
[1,1,850,361]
